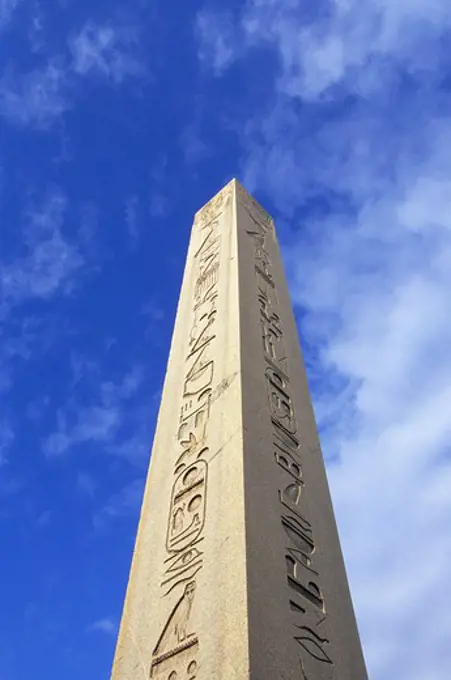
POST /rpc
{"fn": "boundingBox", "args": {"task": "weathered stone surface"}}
[110,179,368,680]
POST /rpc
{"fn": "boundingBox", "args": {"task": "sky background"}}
[1,1,451,678]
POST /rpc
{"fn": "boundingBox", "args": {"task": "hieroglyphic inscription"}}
[194,185,229,229]
[237,182,274,235]
[151,186,231,678]
[244,197,334,679]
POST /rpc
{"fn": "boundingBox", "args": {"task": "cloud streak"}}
[43,364,145,458]
[88,617,118,636]
[0,16,145,128]
[0,0,22,31]
[0,186,90,468]
[69,20,142,83]
[1,188,83,307]
[0,59,70,128]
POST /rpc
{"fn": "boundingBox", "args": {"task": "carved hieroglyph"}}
[110,179,368,680]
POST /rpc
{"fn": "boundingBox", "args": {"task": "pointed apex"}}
[226,177,243,191]
[193,181,234,226]
[234,180,275,228]
[194,178,274,231]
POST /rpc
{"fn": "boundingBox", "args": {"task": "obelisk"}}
[110,180,368,679]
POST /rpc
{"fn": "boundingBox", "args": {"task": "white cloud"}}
[43,365,145,458]
[0,59,69,128]
[196,2,451,678]
[69,20,142,83]
[0,188,86,426]
[92,478,144,531]
[1,188,83,306]
[88,617,118,636]
[196,10,240,74]
[0,0,22,31]
[0,17,144,128]
[201,0,451,97]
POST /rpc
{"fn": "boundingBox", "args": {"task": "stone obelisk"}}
[111,180,368,679]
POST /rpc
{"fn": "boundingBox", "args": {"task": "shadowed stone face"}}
[110,180,368,680]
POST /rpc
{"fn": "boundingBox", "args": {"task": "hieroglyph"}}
[238,184,335,680]
[150,187,231,680]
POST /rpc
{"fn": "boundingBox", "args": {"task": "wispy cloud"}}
[43,364,145,458]
[69,20,143,83]
[140,300,164,323]
[88,617,118,636]
[0,59,70,128]
[1,188,83,307]
[1,16,145,128]
[92,478,144,532]
[196,3,451,679]
[196,10,240,75]
[198,1,451,96]
[0,188,87,429]
[260,0,451,99]
[0,0,22,32]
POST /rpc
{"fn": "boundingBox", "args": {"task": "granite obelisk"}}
[111,180,368,679]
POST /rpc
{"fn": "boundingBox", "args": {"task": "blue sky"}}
[2,1,451,678]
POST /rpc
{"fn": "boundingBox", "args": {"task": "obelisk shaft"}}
[111,180,368,679]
